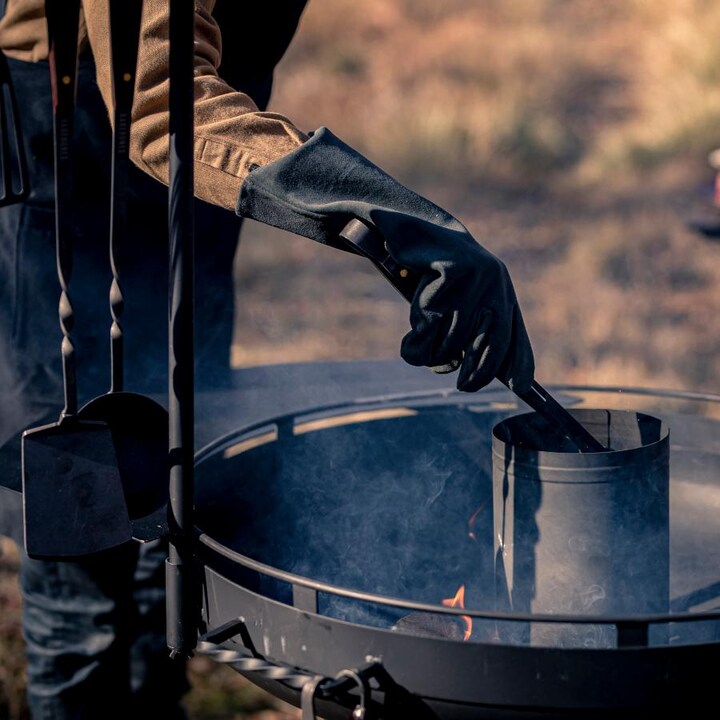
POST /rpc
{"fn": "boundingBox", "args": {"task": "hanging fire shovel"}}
[22,0,170,559]
[21,0,133,559]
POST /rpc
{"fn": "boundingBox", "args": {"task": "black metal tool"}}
[21,0,132,559]
[166,0,198,659]
[0,50,29,206]
[77,0,170,528]
[338,218,606,453]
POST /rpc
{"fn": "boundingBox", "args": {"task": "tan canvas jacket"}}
[0,0,308,211]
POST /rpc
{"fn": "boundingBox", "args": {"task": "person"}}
[0,1,307,717]
[0,0,535,718]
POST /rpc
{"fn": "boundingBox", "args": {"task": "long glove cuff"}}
[236,126,463,251]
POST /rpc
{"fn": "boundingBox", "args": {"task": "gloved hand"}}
[237,127,534,393]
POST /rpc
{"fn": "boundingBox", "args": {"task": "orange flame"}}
[467,501,487,542]
[442,584,472,641]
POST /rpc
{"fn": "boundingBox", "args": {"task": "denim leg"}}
[20,543,139,720]
[21,539,190,720]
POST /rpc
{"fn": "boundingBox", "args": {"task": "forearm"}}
[82,0,308,211]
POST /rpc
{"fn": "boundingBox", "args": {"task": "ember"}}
[467,502,486,543]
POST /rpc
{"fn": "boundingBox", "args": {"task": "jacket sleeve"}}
[82,0,308,211]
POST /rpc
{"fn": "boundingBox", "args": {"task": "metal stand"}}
[166,0,197,659]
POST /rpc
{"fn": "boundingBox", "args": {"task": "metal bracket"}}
[301,663,377,720]
[338,218,420,303]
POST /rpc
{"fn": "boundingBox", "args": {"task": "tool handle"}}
[107,0,144,392]
[46,0,82,417]
[338,218,606,453]
[0,52,30,206]
[514,383,606,453]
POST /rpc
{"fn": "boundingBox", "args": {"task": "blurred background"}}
[3,0,720,716]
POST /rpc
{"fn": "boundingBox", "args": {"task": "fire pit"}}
[192,364,720,719]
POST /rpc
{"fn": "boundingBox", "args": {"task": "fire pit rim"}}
[195,382,720,464]
[196,531,720,627]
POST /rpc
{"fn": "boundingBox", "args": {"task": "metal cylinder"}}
[492,408,669,648]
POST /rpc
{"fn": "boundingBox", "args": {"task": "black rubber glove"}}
[237,127,534,393]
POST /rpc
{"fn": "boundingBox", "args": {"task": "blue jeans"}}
[20,539,189,720]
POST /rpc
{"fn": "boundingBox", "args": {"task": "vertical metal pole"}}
[166,0,196,658]
[46,0,82,420]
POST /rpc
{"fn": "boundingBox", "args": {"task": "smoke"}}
[195,398,720,647]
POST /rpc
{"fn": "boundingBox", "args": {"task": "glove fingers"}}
[429,308,468,371]
[495,305,535,393]
[456,309,502,392]
[458,304,535,393]
[430,358,462,375]
[401,309,462,368]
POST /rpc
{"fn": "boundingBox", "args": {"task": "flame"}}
[442,584,472,641]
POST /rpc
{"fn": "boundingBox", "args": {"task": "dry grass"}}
[4,0,720,717]
[249,0,720,393]
[0,540,25,720]
[0,535,300,720]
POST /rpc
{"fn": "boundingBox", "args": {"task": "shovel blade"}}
[22,418,132,559]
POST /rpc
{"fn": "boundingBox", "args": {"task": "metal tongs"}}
[339,219,606,453]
